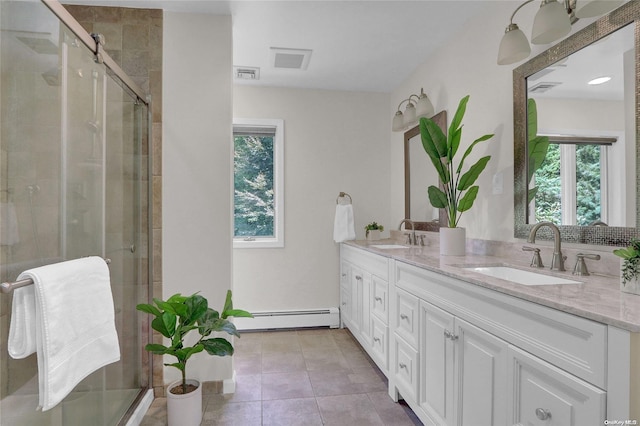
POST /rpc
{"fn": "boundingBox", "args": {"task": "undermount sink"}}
[371,244,409,249]
[462,266,581,286]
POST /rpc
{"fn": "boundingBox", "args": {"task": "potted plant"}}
[614,239,640,295]
[365,221,384,241]
[136,290,252,426]
[419,95,494,255]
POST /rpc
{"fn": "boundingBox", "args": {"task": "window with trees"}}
[534,142,608,226]
[233,119,284,248]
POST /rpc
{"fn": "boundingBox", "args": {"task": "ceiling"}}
[63,0,487,93]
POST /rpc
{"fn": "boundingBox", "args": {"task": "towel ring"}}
[336,192,352,204]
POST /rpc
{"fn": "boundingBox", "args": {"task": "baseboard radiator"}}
[234,308,340,331]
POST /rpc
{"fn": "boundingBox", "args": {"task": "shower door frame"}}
[39,0,154,423]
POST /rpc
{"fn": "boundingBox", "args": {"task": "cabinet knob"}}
[535,408,551,421]
[373,336,381,343]
[341,273,347,278]
[375,296,382,302]
[355,275,362,281]
[342,302,347,306]
[399,362,407,370]
[400,313,408,320]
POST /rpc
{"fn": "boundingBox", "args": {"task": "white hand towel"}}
[333,204,356,243]
[8,257,120,411]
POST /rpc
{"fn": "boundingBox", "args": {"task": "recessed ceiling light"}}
[588,76,611,85]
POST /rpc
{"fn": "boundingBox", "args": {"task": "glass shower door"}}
[0,1,150,424]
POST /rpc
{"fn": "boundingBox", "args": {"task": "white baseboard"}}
[234,308,340,331]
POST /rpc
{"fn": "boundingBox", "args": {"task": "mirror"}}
[514,1,640,245]
[404,110,447,230]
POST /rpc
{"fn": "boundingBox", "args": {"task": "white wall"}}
[390,2,604,242]
[163,12,233,384]
[233,86,389,312]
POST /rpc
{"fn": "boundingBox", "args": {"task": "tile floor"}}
[140,328,421,425]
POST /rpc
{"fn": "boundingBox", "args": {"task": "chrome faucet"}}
[398,219,416,245]
[527,222,565,271]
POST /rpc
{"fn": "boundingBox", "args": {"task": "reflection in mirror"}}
[404,111,447,230]
[514,1,640,245]
[527,24,635,228]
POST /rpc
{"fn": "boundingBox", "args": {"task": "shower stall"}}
[0,0,152,424]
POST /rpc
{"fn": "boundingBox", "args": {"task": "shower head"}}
[41,67,60,86]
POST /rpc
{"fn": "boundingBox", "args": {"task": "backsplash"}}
[389,230,622,278]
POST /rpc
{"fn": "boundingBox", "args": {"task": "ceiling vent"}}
[529,81,562,94]
[270,47,312,70]
[234,66,260,80]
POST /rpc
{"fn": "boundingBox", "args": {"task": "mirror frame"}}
[513,1,640,246]
[404,110,447,231]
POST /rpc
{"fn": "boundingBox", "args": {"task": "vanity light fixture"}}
[587,76,612,85]
[392,88,434,132]
[497,0,622,65]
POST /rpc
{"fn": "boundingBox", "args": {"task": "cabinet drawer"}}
[371,276,388,324]
[395,288,419,348]
[509,346,606,426]
[371,315,388,370]
[394,334,419,403]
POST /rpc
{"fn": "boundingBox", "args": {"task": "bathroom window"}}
[233,118,284,248]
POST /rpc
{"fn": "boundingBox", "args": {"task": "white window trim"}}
[233,118,284,249]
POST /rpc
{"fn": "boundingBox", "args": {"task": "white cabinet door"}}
[420,301,455,426]
[508,346,606,426]
[340,285,351,328]
[455,318,508,426]
[351,267,371,341]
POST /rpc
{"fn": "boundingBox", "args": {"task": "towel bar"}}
[336,191,352,204]
[1,258,111,294]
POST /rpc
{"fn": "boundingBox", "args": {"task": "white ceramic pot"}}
[366,229,381,241]
[167,379,202,426]
[620,259,640,295]
[440,227,466,256]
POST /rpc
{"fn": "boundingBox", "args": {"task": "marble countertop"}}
[344,239,640,333]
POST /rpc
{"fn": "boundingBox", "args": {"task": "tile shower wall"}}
[64,4,164,396]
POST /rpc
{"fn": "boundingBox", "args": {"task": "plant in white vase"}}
[614,239,640,294]
[419,95,494,255]
[365,221,384,240]
[136,290,252,426]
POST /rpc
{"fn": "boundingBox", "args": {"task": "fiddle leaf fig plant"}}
[420,95,494,228]
[136,290,253,394]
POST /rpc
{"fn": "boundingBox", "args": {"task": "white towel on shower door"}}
[8,256,120,411]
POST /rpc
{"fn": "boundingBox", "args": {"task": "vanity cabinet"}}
[391,259,607,426]
[340,244,390,374]
[340,244,633,425]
